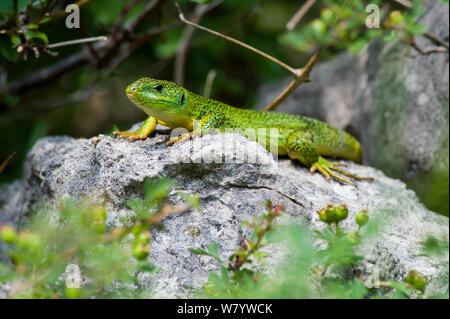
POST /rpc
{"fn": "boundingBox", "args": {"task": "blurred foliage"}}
[2,193,446,299]
[191,202,448,298]
[280,0,427,55]
[0,177,195,298]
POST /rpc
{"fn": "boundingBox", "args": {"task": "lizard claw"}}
[114,131,148,140]
[310,157,373,186]
[166,132,192,146]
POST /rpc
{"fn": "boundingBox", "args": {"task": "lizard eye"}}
[154,85,163,92]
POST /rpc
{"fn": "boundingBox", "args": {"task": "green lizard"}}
[114,78,372,185]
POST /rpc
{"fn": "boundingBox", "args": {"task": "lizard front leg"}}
[166,113,226,146]
[114,116,158,140]
[286,131,372,185]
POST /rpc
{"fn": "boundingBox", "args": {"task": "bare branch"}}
[144,202,190,225]
[0,152,16,174]
[175,2,297,75]
[409,40,448,55]
[203,69,217,98]
[174,0,223,85]
[2,0,165,95]
[286,0,316,31]
[47,36,108,49]
[423,32,449,49]
[106,22,180,74]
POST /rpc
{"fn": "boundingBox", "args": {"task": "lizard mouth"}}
[125,84,138,97]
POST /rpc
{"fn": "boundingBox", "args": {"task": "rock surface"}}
[258,0,449,215]
[0,125,448,297]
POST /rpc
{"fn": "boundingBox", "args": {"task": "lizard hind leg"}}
[114,116,157,140]
[286,131,372,185]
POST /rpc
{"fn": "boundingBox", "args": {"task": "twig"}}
[203,69,217,98]
[112,0,141,35]
[423,32,449,49]
[175,2,318,111]
[174,0,223,85]
[286,0,316,31]
[3,0,165,95]
[333,0,349,23]
[47,36,108,49]
[0,152,16,174]
[410,41,447,55]
[144,202,190,225]
[105,22,180,74]
[175,3,297,74]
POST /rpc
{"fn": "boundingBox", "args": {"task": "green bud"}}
[335,204,349,221]
[405,270,417,285]
[355,209,369,227]
[320,8,334,24]
[317,204,339,224]
[310,19,327,36]
[389,10,404,25]
[64,287,81,299]
[92,221,106,234]
[405,270,427,292]
[93,207,106,221]
[17,231,41,250]
[326,209,337,224]
[0,224,17,244]
[413,276,427,293]
[133,242,150,260]
[317,209,328,223]
[135,231,152,244]
[131,222,145,235]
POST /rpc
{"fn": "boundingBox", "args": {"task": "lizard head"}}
[126,78,191,128]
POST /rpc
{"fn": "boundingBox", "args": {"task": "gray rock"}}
[258,0,449,215]
[0,126,448,297]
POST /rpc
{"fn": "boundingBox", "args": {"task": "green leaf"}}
[220,266,229,284]
[0,37,20,61]
[207,243,221,261]
[348,39,368,54]
[39,16,51,24]
[188,242,222,262]
[389,280,413,297]
[383,30,398,42]
[27,23,39,30]
[408,23,426,35]
[208,272,228,290]
[137,260,156,273]
[24,30,48,44]
[11,34,21,45]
